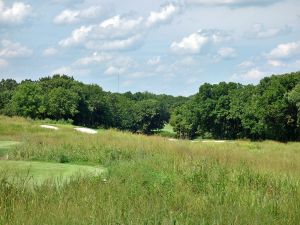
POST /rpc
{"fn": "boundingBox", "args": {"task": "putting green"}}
[0,141,20,157]
[0,160,106,185]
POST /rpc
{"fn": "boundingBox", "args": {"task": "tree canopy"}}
[170,72,300,141]
[0,75,187,134]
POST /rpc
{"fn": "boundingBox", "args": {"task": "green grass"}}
[0,141,20,157]
[161,124,176,134]
[0,115,299,224]
[0,160,106,185]
[155,123,177,138]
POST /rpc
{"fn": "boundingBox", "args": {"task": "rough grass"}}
[0,115,299,224]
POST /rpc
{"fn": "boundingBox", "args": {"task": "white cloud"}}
[238,60,255,68]
[59,15,144,51]
[147,56,161,65]
[59,3,181,52]
[86,34,143,51]
[54,9,79,24]
[104,55,137,77]
[171,33,209,54]
[0,58,8,67]
[96,15,143,39]
[185,0,280,7]
[54,6,110,24]
[232,68,265,81]
[52,66,90,76]
[171,29,231,54]
[74,52,111,66]
[0,40,32,58]
[146,3,180,27]
[0,1,31,25]
[246,24,291,39]
[217,47,236,59]
[267,41,300,59]
[104,66,125,75]
[267,59,285,67]
[59,25,93,47]
[43,48,58,56]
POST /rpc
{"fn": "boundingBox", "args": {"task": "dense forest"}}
[171,71,300,141]
[1,71,300,141]
[0,75,187,134]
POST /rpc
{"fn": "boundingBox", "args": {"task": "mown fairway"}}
[0,115,300,224]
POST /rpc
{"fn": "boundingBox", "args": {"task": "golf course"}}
[0,115,299,224]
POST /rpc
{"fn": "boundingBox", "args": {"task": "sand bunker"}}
[202,140,226,143]
[74,127,98,134]
[168,138,178,142]
[40,125,59,130]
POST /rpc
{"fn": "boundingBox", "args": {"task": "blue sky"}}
[0,0,299,96]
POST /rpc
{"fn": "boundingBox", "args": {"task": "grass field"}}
[0,115,299,224]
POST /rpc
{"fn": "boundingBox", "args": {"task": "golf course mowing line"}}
[0,141,20,157]
[0,160,106,185]
[0,141,20,149]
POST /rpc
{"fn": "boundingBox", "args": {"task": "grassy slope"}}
[0,115,299,224]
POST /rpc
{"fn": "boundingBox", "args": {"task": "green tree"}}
[0,79,18,115]
[47,87,80,120]
[11,81,46,118]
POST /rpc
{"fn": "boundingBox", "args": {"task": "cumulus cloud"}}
[171,33,208,54]
[59,25,92,47]
[59,3,180,52]
[146,3,180,27]
[74,52,111,66]
[171,29,231,54]
[185,0,280,7]
[267,41,300,59]
[232,68,265,81]
[59,15,144,51]
[0,40,32,58]
[95,15,143,39]
[267,59,285,67]
[0,0,32,24]
[246,24,291,39]
[43,48,58,56]
[54,6,110,24]
[0,1,31,25]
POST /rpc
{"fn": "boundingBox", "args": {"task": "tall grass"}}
[0,115,299,224]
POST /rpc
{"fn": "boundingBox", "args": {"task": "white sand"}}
[40,125,59,130]
[202,140,226,143]
[168,138,178,142]
[74,127,98,134]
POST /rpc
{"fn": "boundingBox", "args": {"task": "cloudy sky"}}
[0,0,299,95]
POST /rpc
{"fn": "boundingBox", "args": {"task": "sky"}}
[0,0,300,96]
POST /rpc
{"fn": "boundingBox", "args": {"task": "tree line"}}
[0,75,187,134]
[170,71,300,141]
[1,72,300,141]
